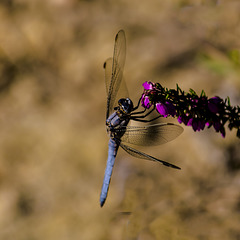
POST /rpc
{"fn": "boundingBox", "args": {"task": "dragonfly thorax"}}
[106,98,132,133]
[106,98,132,139]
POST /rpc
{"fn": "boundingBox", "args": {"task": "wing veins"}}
[120,142,181,169]
[118,123,184,146]
[106,30,126,119]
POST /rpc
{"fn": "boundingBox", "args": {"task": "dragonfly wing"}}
[106,30,126,119]
[120,142,181,169]
[120,123,183,146]
[104,58,129,112]
[104,58,113,96]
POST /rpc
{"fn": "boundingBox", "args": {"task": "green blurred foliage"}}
[0,0,239,240]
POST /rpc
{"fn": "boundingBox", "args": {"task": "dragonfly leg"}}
[130,107,155,119]
[130,108,147,115]
[131,96,152,115]
[131,96,142,111]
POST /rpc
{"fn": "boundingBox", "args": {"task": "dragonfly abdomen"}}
[100,138,120,207]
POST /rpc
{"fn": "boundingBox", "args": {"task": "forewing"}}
[120,143,180,169]
[104,58,113,96]
[120,123,183,146]
[104,58,129,112]
[106,30,126,119]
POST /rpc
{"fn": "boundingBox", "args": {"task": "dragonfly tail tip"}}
[173,165,181,170]
[163,162,181,170]
[100,199,106,207]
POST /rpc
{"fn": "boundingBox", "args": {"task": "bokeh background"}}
[0,0,239,239]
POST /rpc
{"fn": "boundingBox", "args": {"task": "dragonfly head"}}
[117,98,133,114]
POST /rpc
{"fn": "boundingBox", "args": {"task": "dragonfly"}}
[100,30,183,207]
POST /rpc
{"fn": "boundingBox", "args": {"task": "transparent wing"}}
[104,58,113,96]
[104,57,129,111]
[106,30,126,119]
[120,142,180,169]
[119,123,183,146]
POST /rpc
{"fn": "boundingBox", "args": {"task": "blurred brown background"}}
[0,0,239,239]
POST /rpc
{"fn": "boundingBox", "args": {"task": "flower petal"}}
[142,81,154,90]
[156,103,168,117]
[141,95,152,109]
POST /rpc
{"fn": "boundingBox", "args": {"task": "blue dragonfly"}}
[100,30,183,207]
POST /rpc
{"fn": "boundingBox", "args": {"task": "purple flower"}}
[141,94,152,109]
[187,118,193,126]
[178,115,189,125]
[213,120,226,138]
[142,81,154,90]
[192,119,206,131]
[178,116,183,124]
[192,119,199,132]
[165,102,176,117]
[208,96,222,113]
[213,121,221,132]
[156,102,176,117]
[156,102,168,117]
[220,127,226,138]
[183,118,206,132]
[198,120,206,130]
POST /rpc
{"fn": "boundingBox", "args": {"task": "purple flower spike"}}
[141,94,152,109]
[156,103,168,117]
[140,80,240,139]
[142,81,154,90]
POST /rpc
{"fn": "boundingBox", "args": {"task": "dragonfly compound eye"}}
[118,98,133,114]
